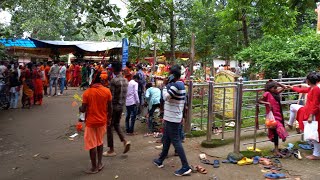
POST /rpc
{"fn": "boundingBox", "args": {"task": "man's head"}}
[93,71,102,84]
[170,68,181,82]
[133,74,140,82]
[146,82,153,90]
[126,61,131,68]
[136,63,142,71]
[112,62,122,75]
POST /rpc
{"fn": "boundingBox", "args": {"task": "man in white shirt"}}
[125,74,140,135]
[58,62,66,95]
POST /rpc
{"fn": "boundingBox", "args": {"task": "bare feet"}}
[274,151,285,158]
[306,155,320,160]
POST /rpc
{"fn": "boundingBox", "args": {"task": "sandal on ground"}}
[237,157,253,166]
[200,159,213,165]
[259,158,272,166]
[272,159,282,168]
[199,153,207,160]
[123,141,131,154]
[195,165,207,174]
[264,172,286,179]
[253,156,260,165]
[213,160,220,168]
[293,150,302,160]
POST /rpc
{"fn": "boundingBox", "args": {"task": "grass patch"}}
[186,130,207,138]
[201,139,233,148]
[240,151,262,158]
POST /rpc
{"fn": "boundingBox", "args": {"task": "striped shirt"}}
[110,74,128,111]
[163,81,186,123]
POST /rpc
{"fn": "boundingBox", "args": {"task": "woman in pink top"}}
[259,80,288,157]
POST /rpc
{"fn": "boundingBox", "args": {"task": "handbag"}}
[303,121,319,142]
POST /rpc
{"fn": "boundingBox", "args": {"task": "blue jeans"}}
[49,77,58,96]
[159,121,189,168]
[125,104,137,133]
[59,78,65,94]
[148,104,160,133]
[10,91,19,108]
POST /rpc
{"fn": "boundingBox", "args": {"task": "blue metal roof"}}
[0,39,36,48]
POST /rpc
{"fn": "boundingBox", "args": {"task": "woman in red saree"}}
[288,72,320,160]
[21,64,34,108]
[33,64,44,105]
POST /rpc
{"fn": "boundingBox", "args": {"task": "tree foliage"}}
[236,30,320,78]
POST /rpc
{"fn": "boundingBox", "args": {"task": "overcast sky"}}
[0,1,128,25]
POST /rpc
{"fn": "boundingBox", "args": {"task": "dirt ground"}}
[0,88,320,180]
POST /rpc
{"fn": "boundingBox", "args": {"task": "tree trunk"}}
[241,10,249,47]
[170,1,175,63]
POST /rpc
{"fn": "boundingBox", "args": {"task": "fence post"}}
[234,77,244,154]
[278,71,283,81]
[185,76,194,134]
[206,76,214,142]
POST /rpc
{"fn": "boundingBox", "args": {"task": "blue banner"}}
[122,38,129,68]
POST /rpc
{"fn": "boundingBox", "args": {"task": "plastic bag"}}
[303,121,319,142]
[265,111,277,129]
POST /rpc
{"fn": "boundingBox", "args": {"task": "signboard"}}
[214,71,239,119]
[122,38,129,68]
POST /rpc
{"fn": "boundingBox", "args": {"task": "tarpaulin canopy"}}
[29,38,122,52]
[0,39,36,48]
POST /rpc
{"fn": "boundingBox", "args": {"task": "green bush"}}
[237,31,320,79]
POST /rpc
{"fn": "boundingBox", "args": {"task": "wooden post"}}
[151,42,157,83]
[316,2,320,34]
[190,33,195,77]
[152,42,156,73]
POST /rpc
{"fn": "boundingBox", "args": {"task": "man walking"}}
[58,62,66,95]
[80,71,112,174]
[153,67,191,176]
[103,62,131,157]
[48,60,60,97]
[136,64,146,119]
[125,74,140,135]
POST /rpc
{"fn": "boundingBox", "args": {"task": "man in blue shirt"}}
[145,82,161,134]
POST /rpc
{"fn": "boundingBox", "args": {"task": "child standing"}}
[259,80,288,157]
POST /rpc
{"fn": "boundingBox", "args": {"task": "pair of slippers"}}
[190,165,207,174]
[200,159,220,168]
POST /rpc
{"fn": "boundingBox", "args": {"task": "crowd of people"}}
[79,61,191,176]
[0,60,66,109]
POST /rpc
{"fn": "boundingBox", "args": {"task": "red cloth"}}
[293,86,320,138]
